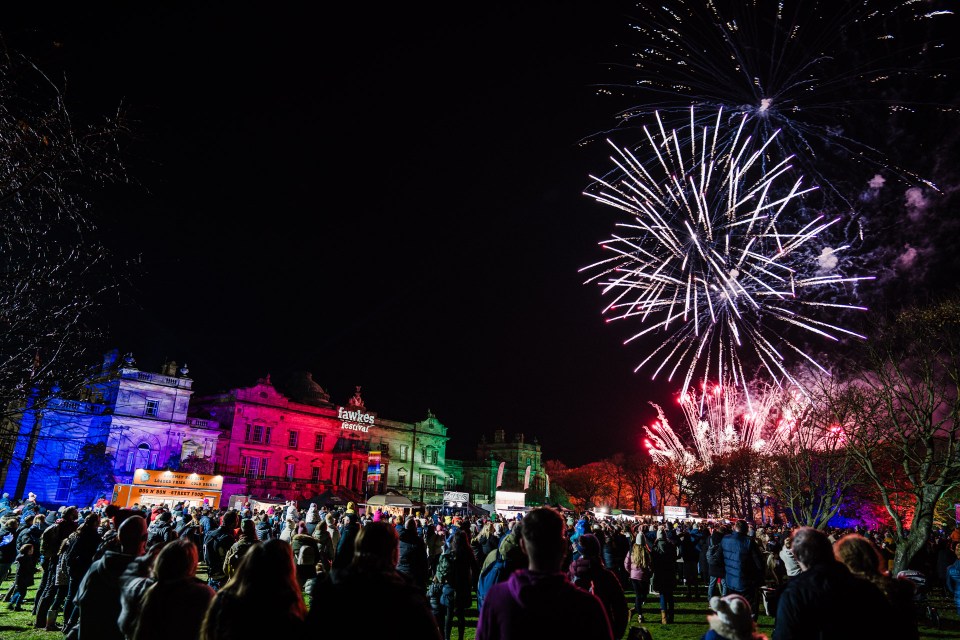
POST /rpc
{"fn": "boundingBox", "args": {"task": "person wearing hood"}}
[569,533,628,639]
[304,504,319,535]
[279,517,297,543]
[291,520,319,589]
[476,507,613,640]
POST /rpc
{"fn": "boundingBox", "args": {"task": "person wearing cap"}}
[703,593,768,640]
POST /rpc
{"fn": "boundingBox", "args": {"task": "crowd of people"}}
[0,488,957,640]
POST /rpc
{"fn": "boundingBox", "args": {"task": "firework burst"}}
[644,378,820,468]
[582,108,872,392]
[589,0,955,202]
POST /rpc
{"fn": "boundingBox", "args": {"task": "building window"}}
[399,445,408,461]
[311,467,321,483]
[423,447,438,465]
[247,425,264,444]
[397,468,407,487]
[471,478,480,492]
[265,427,272,445]
[288,431,299,449]
[144,399,160,417]
[241,456,266,479]
[430,449,439,465]
[55,477,73,502]
[285,463,296,480]
[423,474,436,489]
[124,450,135,472]
[314,434,324,452]
[134,443,151,470]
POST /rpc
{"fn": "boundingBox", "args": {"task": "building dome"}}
[280,371,332,407]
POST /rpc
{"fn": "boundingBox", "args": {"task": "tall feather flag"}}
[545,473,550,499]
[496,461,505,488]
[523,465,532,490]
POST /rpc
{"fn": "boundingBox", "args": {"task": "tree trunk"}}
[892,492,937,575]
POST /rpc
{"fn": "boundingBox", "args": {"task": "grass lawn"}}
[1,574,959,640]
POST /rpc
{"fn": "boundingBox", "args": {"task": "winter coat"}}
[397,527,428,590]
[312,528,334,568]
[333,521,360,571]
[75,550,137,640]
[14,548,38,588]
[651,538,678,592]
[772,560,888,640]
[279,522,297,543]
[705,530,726,578]
[67,525,103,579]
[134,577,214,640]
[255,520,272,541]
[223,536,257,579]
[0,524,18,564]
[719,531,763,591]
[306,564,439,638]
[947,559,960,614]
[779,546,802,577]
[435,550,476,610]
[624,546,651,583]
[118,553,156,640]
[475,569,613,640]
[146,520,177,548]
[569,556,629,639]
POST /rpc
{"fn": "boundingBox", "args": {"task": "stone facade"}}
[447,429,548,504]
[190,373,449,506]
[0,350,221,507]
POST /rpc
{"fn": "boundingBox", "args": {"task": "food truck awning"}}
[364,493,414,508]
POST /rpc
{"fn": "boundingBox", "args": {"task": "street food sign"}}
[663,505,688,520]
[132,469,223,491]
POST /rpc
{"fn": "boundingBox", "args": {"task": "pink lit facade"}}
[191,374,449,506]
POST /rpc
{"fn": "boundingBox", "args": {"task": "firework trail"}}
[582,108,872,392]
[589,0,955,203]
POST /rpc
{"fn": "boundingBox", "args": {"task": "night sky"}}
[6,3,958,465]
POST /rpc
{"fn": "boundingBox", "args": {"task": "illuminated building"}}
[0,350,220,506]
[190,372,449,506]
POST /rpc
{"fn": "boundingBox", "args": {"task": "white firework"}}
[582,107,871,392]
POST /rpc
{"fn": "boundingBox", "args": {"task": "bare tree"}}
[766,377,865,528]
[833,298,960,574]
[0,48,128,493]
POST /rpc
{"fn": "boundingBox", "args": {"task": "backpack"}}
[203,528,233,570]
[706,537,724,567]
[297,544,316,566]
[476,550,508,612]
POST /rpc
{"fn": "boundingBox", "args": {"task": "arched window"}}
[134,443,151,470]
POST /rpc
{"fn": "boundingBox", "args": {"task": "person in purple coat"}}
[476,507,613,640]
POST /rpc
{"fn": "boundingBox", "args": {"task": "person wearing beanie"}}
[703,594,767,640]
